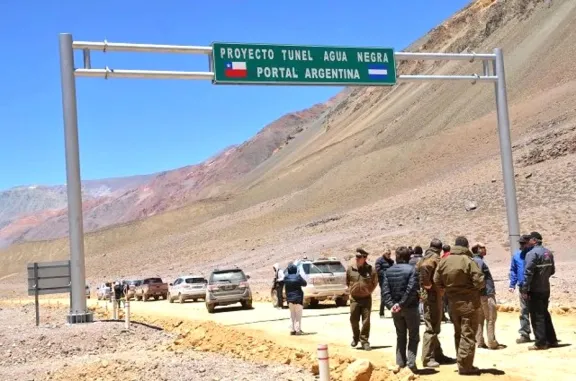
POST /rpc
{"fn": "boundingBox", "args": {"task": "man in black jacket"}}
[375,249,394,318]
[521,232,558,350]
[382,246,421,373]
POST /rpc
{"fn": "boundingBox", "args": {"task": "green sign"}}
[211,42,396,86]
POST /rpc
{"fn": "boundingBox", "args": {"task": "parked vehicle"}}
[272,257,348,308]
[168,275,207,303]
[134,277,168,301]
[96,282,112,300]
[122,279,142,301]
[85,284,91,299]
[205,267,252,313]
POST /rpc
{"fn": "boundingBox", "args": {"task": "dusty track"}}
[11,298,576,381]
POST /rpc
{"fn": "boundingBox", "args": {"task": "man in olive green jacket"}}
[346,248,378,351]
[434,236,485,376]
[417,239,455,368]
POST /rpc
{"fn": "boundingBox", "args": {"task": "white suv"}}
[274,257,349,308]
[168,275,207,303]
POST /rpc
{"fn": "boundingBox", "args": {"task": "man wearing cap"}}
[346,248,378,351]
[472,243,500,349]
[434,236,485,376]
[521,232,559,350]
[417,239,455,368]
[509,235,533,343]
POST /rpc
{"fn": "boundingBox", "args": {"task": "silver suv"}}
[206,267,252,313]
[274,257,348,308]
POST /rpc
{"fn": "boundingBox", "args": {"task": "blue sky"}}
[0,0,471,190]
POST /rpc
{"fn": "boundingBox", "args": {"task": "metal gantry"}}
[59,33,520,323]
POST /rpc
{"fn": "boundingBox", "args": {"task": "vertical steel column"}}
[59,33,93,324]
[34,263,40,327]
[493,48,521,255]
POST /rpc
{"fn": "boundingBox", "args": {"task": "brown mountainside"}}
[2,0,576,303]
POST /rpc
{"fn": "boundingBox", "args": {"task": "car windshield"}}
[210,270,246,283]
[185,278,206,284]
[301,261,345,275]
[127,280,141,286]
[144,278,163,284]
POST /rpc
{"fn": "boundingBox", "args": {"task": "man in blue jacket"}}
[283,263,308,335]
[509,235,532,343]
[382,246,420,373]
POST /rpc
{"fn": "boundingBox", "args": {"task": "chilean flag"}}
[225,61,247,78]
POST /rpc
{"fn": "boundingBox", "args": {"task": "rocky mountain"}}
[0,102,331,246]
[2,0,576,302]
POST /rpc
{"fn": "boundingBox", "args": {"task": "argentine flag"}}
[367,64,388,79]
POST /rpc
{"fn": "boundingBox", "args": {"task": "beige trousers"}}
[477,295,498,348]
[289,303,303,332]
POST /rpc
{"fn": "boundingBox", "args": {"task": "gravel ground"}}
[0,304,314,381]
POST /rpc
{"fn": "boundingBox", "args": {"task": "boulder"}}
[342,359,374,381]
[464,200,478,211]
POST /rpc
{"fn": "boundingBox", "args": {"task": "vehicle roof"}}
[178,275,206,279]
[210,268,245,273]
[296,257,342,263]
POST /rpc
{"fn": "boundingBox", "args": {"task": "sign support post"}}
[57,35,523,326]
[493,48,520,254]
[58,34,93,324]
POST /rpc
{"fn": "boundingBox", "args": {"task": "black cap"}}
[530,231,543,241]
[356,248,369,257]
[518,235,531,244]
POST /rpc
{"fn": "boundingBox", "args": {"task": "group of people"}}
[346,232,558,375]
[270,231,558,375]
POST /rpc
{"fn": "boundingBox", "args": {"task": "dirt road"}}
[84,298,576,381]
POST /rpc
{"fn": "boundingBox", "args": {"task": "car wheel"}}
[335,297,348,307]
[309,299,319,308]
[193,298,198,302]
[153,295,159,301]
[303,299,311,309]
[206,303,216,314]
[241,299,253,309]
[168,293,174,303]
[178,294,185,303]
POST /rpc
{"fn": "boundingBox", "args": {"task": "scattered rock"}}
[525,172,533,179]
[342,359,373,381]
[464,200,478,211]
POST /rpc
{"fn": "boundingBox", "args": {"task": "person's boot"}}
[459,367,481,375]
[424,360,440,368]
[351,339,359,348]
[437,356,457,365]
[528,344,549,351]
[516,336,531,344]
[362,343,372,351]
